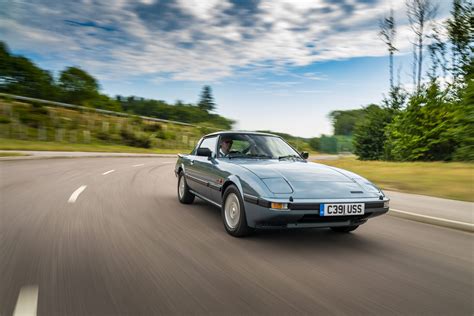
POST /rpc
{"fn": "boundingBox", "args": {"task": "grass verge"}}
[317,157,474,202]
[0,138,189,155]
[0,152,29,157]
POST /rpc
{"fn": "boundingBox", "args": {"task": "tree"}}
[329,109,365,135]
[406,0,438,92]
[446,0,474,85]
[353,104,394,160]
[0,42,58,100]
[379,8,398,90]
[197,85,216,112]
[452,58,474,160]
[385,81,458,161]
[58,66,100,105]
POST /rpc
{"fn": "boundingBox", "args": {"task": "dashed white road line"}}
[132,164,145,167]
[13,285,38,316]
[102,169,115,175]
[68,185,87,203]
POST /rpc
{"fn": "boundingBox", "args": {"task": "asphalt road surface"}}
[1,157,472,315]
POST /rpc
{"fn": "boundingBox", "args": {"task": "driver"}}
[219,136,233,157]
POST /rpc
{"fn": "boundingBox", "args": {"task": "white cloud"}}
[0,0,450,82]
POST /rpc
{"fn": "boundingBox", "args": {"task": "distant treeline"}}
[0,42,233,129]
[330,0,473,161]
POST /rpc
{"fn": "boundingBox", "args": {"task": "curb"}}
[389,208,473,233]
[0,154,178,161]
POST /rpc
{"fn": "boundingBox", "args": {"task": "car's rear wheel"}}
[330,225,359,233]
[222,185,252,237]
[177,172,195,204]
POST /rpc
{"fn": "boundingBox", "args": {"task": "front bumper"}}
[243,197,389,229]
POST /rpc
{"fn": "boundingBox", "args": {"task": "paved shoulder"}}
[385,190,473,231]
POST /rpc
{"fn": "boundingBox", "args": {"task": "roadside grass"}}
[0,138,189,155]
[317,157,474,202]
[0,152,29,157]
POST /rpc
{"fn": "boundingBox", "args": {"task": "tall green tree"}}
[0,42,58,99]
[58,66,100,105]
[197,85,216,112]
[386,81,458,161]
[329,109,365,135]
[447,0,474,83]
[452,58,474,160]
[353,104,395,160]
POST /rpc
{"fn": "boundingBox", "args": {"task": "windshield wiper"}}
[247,154,273,159]
[278,154,302,160]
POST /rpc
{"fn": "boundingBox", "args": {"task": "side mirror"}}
[197,148,212,158]
[301,151,309,159]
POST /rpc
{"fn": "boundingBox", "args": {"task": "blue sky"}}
[1,0,450,137]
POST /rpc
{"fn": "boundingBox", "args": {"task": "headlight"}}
[262,178,293,194]
[384,200,390,208]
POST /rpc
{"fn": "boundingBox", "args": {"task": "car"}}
[174,131,389,237]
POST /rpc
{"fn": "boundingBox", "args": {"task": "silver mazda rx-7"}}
[175,131,389,237]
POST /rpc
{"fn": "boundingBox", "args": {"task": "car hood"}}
[235,160,381,199]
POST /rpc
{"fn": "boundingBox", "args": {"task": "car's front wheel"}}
[177,172,195,204]
[330,225,359,233]
[222,185,252,237]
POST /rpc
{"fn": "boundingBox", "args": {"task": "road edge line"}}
[13,285,39,316]
[389,208,473,233]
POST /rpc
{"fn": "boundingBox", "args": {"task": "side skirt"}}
[189,190,221,208]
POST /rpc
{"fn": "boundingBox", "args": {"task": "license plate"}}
[320,203,365,216]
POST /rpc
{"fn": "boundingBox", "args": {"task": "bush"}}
[120,129,151,148]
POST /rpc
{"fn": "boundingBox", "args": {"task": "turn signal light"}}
[271,202,289,210]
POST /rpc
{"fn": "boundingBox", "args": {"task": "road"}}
[1,157,472,315]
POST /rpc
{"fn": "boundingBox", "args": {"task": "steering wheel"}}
[242,143,256,154]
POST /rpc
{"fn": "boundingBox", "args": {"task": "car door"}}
[185,135,218,198]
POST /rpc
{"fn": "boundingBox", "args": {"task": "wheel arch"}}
[221,175,245,200]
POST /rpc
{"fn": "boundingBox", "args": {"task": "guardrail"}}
[0,93,220,130]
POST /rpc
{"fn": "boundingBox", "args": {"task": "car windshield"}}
[217,134,301,159]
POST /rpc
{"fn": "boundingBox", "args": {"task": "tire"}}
[177,172,195,204]
[221,185,252,237]
[330,225,359,233]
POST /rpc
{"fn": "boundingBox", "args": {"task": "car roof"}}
[203,130,279,138]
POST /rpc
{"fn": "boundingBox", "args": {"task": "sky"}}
[1,0,451,137]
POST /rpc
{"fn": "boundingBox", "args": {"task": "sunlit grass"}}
[0,138,188,154]
[317,157,474,202]
[0,151,29,157]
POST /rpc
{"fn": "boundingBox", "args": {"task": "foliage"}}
[58,67,100,105]
[385,81,458,161]
[353,104,395,160]
[0,41,233,130]
[452,58,474,160]
[349,0,473,161]
[328,109,365,136]
[308,137,320,151]
[0,43,58,99]
[197,85,216,112]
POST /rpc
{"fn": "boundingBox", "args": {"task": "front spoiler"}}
[244,200,389,229]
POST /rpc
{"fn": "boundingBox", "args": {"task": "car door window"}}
[198,136,218,156]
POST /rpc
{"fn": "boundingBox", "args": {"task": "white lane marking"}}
[13,285,39,316]
[68,185,87,203]
[132,164,144,167]
[102,169,115,175]
[389,208,474,232]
